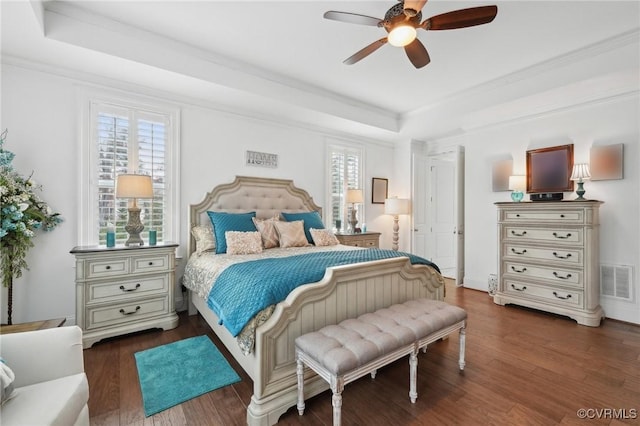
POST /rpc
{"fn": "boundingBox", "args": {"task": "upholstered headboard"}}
[188,176,322,256]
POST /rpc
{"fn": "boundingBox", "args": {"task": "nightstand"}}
[70,242,180,348]
[334,231,381,248]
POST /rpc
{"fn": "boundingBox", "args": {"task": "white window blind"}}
[328,144,363,231]
[81,95,179,246]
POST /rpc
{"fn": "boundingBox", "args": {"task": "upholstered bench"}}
[295,299,467,426]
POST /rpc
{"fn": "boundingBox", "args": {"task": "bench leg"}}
[409,351,418,403]
[296,358,305,415]
[459,323,466,371]
[370,369,377,379]
[332,390,343,426]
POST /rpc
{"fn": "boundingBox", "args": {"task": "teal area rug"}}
[134,335,241,416]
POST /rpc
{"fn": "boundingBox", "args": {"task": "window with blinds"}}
[328,145,363,231]
[83,96,178,247]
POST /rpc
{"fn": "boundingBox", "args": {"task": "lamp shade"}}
[570,163,591,181]
[508,175,526,191]
[385,198,411,215]
[116,174,153,199]
[346,189,364,204]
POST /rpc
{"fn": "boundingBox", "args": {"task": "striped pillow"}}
[274,220,309,248]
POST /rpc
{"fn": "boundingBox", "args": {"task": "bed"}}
[184,175,445,426]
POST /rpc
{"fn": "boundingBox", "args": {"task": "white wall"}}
[436,94,639,324]
[0,63,395,324]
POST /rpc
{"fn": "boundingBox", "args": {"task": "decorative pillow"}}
[0,357,15,405]
[190,225,216,256]
[252,216,280,249]
[274,220,309,248]
[225,231,263,255]
[281,211,325,244]
[207,211,257,254]
[310,228,340,246]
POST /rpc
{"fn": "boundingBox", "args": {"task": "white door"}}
[412,153,429,257]
[429,158,456,278]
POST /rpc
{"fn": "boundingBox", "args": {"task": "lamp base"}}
[125,206,145,247]
[349,206,358,234]
[575,181,586,200]
[510,191,524,202]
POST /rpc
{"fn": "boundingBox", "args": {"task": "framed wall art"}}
[590,143,623,181]
[371,178,388,204]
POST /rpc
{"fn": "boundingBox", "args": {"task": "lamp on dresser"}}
[385,197,410,251]
[346,189,364,233]
[508,175,526,202]
[570,163,591,200]
[116,173,153,246]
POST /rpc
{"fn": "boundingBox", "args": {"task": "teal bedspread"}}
[207,249,439,337]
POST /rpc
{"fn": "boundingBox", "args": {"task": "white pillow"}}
[225,231,263,255]
[191,225,216,256]
[310,228,340,246]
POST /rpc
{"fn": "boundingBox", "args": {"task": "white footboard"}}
[246,257,444,426]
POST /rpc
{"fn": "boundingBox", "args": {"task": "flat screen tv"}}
[526,144,574,194]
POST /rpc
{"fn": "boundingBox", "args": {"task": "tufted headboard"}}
[188,176,322,256]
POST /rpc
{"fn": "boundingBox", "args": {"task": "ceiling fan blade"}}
[422,5,498,30]
[344,38,388,65]
[324,11,382,26]
[403,0,428,17]
[404,39,430,68]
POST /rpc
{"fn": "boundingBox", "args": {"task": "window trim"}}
[78,89,181,246]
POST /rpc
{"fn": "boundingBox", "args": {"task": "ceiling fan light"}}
[388,25,417,47]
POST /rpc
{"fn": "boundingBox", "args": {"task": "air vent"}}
[600,264,633,301]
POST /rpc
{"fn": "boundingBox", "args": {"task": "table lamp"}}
[385,197,410,251]
[116,174,153,246]
[508,175,526,202]
[346,189,364,233]
[570,163,591,200]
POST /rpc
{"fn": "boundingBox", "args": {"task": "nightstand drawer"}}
[132,254,171,273]
[86,258,130,279]
[504,280,584,308]
[85,296,170,330]
[87,276,169,304]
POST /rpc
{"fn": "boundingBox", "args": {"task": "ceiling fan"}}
[324,0,498,68]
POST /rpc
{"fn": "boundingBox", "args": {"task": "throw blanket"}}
[207,249,439,337]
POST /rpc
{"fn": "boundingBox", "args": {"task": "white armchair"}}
[0,326,90,426]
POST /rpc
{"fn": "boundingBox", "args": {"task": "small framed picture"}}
[372,178,388,204]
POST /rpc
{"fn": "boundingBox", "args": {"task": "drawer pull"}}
[511,230,527,237]
[553,272,572,280]
[119,306,141,315]
[511,266,527,273]
[105,265,111,270]
[511,248,527,255]
[119,283,141,292]
[148,261,154,266]
[560,214,565,218]
[552,232,572,239]
[553,252,572,260]
[510,284,527,292]
[516,214,521,217]
[553,292,572,300]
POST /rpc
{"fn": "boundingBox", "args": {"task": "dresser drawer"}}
[504,244,583,266]
[131,253,171,273]
[504,226,583,245]
[504,280,584,308]
[87,275,169,304]
[85,258,130,279]
[502,209,584,224]
[85,296,170,330]
[504,261,582,288]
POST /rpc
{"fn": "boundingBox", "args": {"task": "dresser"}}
[335,231,381,248]
[70,243,180,348]
[493,201,603,326]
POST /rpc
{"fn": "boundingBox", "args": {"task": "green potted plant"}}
[0,130,63,325]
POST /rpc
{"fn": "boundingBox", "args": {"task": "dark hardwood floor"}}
[85,281,640,425]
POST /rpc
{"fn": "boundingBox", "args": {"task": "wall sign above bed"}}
[246,150,278,168]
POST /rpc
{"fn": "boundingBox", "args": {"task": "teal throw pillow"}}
[207,211,257,254]
[281,211,324,244]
